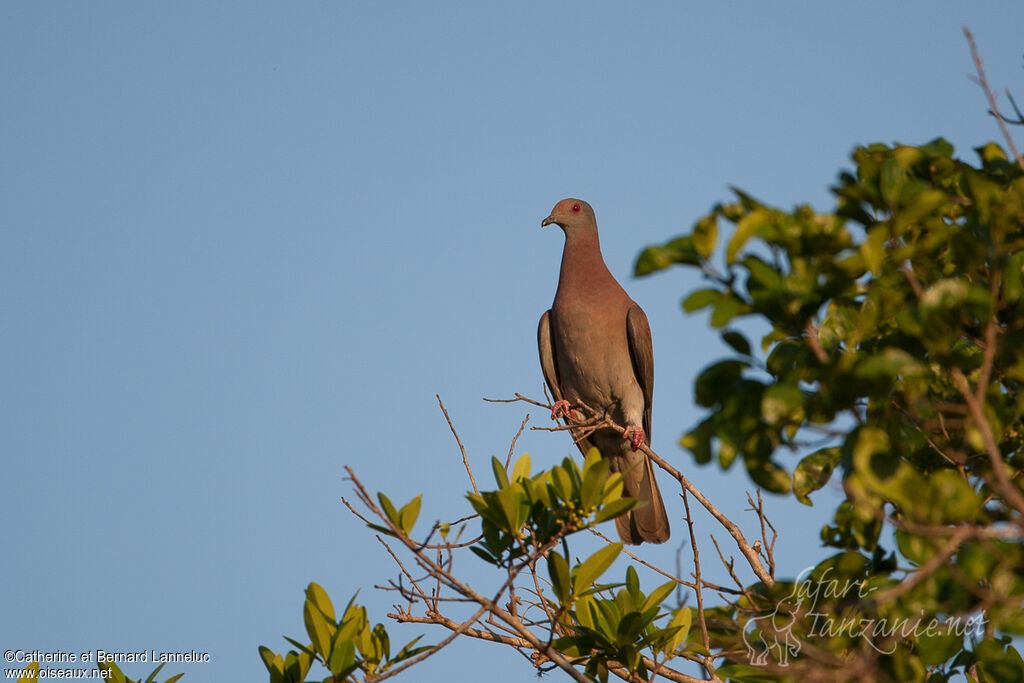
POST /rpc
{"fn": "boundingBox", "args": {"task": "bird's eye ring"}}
[572,203,581,213]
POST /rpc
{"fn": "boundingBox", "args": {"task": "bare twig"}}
[964,26,1024,171]
[681,489,713,675]
[377,535,432,608]
[709,534,749,595]
[1001,89,1024,125]
[747,490,777,578]
[437,394,477,495]
[505,413,531,469]
[589,527,698,591]
[371,604,492,682]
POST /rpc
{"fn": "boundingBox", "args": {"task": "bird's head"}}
[541,198,596,233]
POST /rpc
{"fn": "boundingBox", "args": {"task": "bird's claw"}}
[551,400,580,421]
[622,425,645,451]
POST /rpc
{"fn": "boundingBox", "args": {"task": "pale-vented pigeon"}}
[537,198,670,544]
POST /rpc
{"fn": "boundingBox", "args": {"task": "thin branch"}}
[681,489,713,672]
[589,527,698,590]
[868,526,974,604]
[900,261,925,299]
[950,368,1024,515]
[371,604,492,682]
[437,394,477,495]
[747,490,777,578]
[392,610,530,647]
[1000,89,1024,125]
[804,320,828,364]
[376,535,431,605]
[709,534,749,595]
[505,413,531,469]
[964,26,1024,171]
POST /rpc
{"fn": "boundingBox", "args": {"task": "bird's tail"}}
[614,452,670,545]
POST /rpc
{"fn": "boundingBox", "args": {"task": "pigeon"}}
[537,198,670,544]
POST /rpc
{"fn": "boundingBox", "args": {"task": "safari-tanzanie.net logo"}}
[742,565,986,666]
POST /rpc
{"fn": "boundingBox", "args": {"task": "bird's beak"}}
[541,215,556,227]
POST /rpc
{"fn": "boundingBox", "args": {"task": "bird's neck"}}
[557,230,615,295]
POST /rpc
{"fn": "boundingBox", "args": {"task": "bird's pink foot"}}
[551,400,581,421]
[622,425,645,451]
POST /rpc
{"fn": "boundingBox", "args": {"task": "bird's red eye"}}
[572,203,581,213]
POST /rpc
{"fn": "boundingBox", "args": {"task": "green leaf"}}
[660,607,692,656]
[760,384,803,425]
[510,453,531,482]
[551,466,573,501]
[327,639,357,677]
[282,636,315,657]
[494,487,519,531]
[721,329,751,356]
[727,209,770,264]
[258,646,282,675]
[915,629,966,667]
[470,545,497,564]
[692,214,718,258]
[398,494,422,535]
[976,639,1024,683]
[744,254,784,293]
[394,635,429,662]
[682,288,721,313]
[303,598,335,660]
[581,456,610,509]
[548,550,571,603]
[855,348,926,380]
[595,497,637,523]
[793,447,840,505]
[575,543,623,594]
[635,237,702,276]
[860,224,887,274]
[746,458,791,494]
[641,581,676,612]
[710,295,748,328]
[305,582,336,622]
[976,142,1008,163]
[880,155,908,206]
[377,493,400,528]
[616,611,647,646]
[491,456,510,488]
[927,470,981,522]
[895,529,943,566]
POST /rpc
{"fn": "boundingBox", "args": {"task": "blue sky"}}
[3,3,1023,681]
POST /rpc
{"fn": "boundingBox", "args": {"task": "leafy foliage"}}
[253,139,1024,683]
[259,583,431,682]
[638,139,1024,680]
[466,450,639,565]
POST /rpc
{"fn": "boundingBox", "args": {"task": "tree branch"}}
[964,26,1024,171]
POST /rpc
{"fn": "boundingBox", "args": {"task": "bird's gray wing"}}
[538,309,595,456]
[625,302,654,444]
